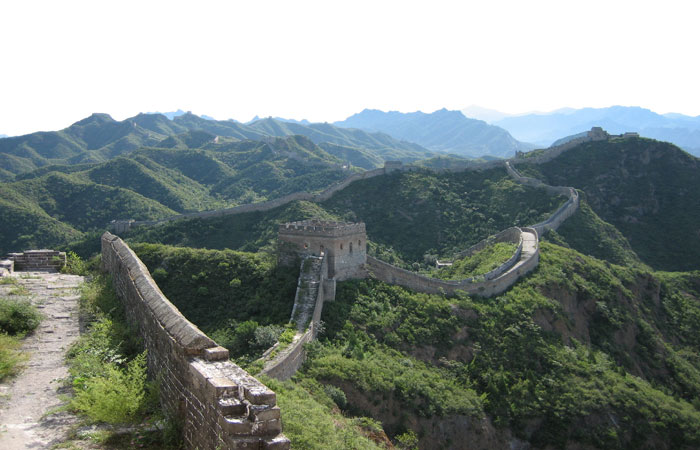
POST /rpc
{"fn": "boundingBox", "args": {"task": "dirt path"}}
[0,272,84,449]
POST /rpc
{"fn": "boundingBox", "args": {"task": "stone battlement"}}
[6,250,66,272]
[278,220,366,238]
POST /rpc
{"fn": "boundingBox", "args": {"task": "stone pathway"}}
[0,272,84,449]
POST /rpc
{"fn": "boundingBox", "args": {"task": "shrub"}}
[71,351,152,424]
[254,325,284,348]
[323,384,347,410]
[61,251,89,276]
[0,298,41,335]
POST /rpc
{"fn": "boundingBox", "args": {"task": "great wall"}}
[1,130,602,449]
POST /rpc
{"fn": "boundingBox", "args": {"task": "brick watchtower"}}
[278,220,367,281]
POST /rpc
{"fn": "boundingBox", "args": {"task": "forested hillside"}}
[0,135,354,255]
[123,167,568,263]
[517,137,700,271]
[0,112,432,178]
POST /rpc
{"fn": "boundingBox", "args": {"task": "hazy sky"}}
[1,0,699,136]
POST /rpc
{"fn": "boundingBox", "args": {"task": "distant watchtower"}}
[278,220,367,281]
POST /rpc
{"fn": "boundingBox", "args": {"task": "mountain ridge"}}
[335,108,533,158]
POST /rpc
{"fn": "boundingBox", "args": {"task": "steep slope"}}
[81,157,217,212]
[518,137,700,271]
[335,108,533,158]
[495,105,700,153]
[311,243,700,449]
[0,172,177,254]
[319,167,567,262]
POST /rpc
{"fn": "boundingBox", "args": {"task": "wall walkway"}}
[260,254,331,381]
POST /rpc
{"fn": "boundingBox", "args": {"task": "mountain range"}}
[335,108,533,158]
[0,112,433,180]
[465,105,700,155]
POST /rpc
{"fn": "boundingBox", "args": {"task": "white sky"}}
[1,0,699,136]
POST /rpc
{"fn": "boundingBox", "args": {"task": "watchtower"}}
[278,220,367,281]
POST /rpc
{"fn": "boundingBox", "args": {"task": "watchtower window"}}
[358,240,361,247]
[340,243,343,250]
[349,242,353,253]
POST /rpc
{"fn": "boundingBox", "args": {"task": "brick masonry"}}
[101,232,289,450]
[6,250,66,272]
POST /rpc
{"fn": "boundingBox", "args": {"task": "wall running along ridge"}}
[366,227,536,297]
[101,232,290,450]
[364,156,580,296]
[111,128,600,234]
[505,161,580,235]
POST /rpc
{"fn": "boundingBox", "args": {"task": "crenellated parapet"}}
[278,220,366,238]
[278,220,367,281]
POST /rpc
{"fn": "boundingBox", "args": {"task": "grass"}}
[0,333,27,381]
[8,285,30,296]
[432,241,518,279]
[0,293,41,381]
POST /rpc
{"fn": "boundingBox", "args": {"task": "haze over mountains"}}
[335,108,533,158]
[465,105,700,155]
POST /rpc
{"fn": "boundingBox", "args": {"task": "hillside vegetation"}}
[302,242,700,449]
[0,112,431,177]
[519,138,700,271]
[0,135,356,255]
[123,167,568,264]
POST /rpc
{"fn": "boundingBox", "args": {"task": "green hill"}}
[517,137,700,271]
[0,171,176,254]
[123,167,567,263]
[0,112,435,179]
[307,243,700,448]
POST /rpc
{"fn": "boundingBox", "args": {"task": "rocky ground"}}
[0,272,84,449]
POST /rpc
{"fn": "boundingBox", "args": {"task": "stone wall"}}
[366,227,533,297]
[511,127,609,166]
[7,250,66,272]
[115,160,510,233]
[101,232,289,450]
[116,167,390,232]
[261,254,330,381]
[505,161,580,234]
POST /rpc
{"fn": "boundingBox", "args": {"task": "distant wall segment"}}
[101,232,290,450]
[365,227,537,297]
